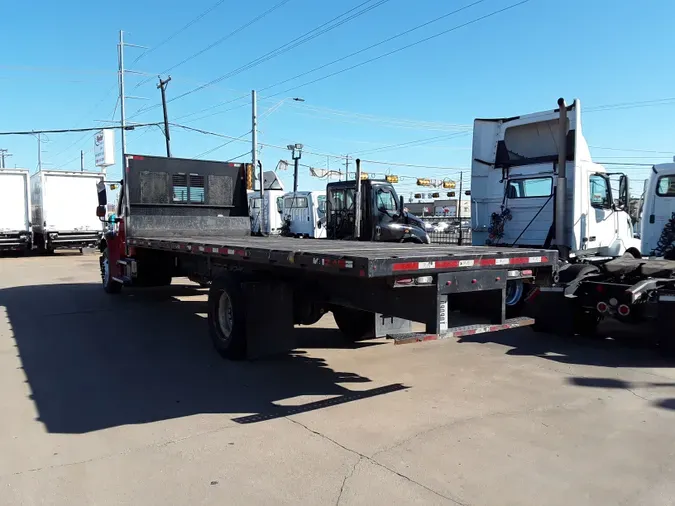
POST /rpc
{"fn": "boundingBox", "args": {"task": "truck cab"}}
[640,163,675,257]
[471,99,640,258]
[326,179,429,243]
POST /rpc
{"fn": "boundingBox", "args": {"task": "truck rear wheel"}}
[332,306,374,342]
[101,249,122,294]
[207,276,247,360]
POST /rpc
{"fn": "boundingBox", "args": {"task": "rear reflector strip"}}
[392,256,548,272]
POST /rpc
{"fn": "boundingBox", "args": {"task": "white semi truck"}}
[31,170,105,253]
[471,98,675,351]
[0,168,32,253]
[640,163,675,256]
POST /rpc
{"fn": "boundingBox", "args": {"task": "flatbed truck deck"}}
[127,235,554,278]
[99,154,558,360]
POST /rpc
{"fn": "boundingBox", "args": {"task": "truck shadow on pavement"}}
[0,282,406,434]
[457,325,674,369]
[566,377,675,412]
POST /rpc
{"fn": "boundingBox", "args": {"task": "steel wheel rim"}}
[217,291,234,339]
[102,256,110,286]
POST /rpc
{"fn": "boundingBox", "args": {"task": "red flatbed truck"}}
[97,154,558,360]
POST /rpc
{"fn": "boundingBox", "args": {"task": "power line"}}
[134,0,293,90]
[352,132,470,156]
[226,151,252,162]
[586,97,675,112]
[129,0,229,68]
[172,1,485,123]
[171,122,467,170]
[590,145,675,155]
[0,123,161,136]
[133,0,391,116]
[132,0,296,97]
[261,0,532,100]
[258,0,488,95]
[195,131,252,159]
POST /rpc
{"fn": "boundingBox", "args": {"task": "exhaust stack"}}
[556,98,569,260]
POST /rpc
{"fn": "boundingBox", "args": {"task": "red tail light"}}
[596,301,608,313]
[618,304,630,316]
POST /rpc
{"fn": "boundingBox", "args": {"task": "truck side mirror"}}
[399,195,404,212]
[97,181,107,206]
[618,174,629,209]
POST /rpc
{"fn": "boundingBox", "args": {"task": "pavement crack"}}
[626,387,650,402]
[4,424,239,478]
[335,457,361,506]
[285,417,467,506]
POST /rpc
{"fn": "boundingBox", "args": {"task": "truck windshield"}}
[317,195,327,218]
[376,188,398,211]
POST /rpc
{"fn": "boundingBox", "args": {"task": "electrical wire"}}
[173,1,487,122]
[195,132,252,159]
[261,0,533,100]
[133,0,391,117]
[226,151,252,162]
[591,145,675,155]
[129,0,229,68]
[134,0,293,90]
[352,132,470,156]
[0,123,161,136]
[257,0,488,95]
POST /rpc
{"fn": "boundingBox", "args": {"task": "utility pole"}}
[354,158,362,239]
[344,155,350,180]
[0,149,11,169]
[36,133,42,172]
[80,150,84,172]
[118,30,127,160]
[252,90,264,233]
[157,76,172,157]
[457,171,463,245]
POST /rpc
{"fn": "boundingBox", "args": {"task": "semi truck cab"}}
[471,98,640,259]
[326,179,429,243]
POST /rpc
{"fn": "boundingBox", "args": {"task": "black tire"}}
[332,306,374,342]
[100,248,122,294]
[207,275,247,360]
[572,308,601,337]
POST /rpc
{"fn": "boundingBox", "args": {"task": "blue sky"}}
[2,0,674,197]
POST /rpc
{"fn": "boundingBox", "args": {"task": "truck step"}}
[387,316,535,345]
[116,260,128,266]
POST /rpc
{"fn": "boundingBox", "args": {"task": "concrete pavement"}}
[1,252,674,505]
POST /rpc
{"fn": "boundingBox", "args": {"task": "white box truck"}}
[0,168,32,252]
[31,170,105,253]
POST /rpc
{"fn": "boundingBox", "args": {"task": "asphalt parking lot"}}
[1,252,675,505]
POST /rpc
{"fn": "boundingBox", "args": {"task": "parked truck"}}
[471,98,675,351]
[0,168,32,253]
[31,170,105,253]
[324,176,431,243]
[280,190,327,238]
[639,162,675,257]
[96,154,558,360]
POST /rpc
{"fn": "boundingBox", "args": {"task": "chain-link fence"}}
[421,216,472,245]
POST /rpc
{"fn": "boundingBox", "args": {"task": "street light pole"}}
[287,143,303,193]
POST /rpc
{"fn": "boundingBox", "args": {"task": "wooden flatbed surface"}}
[128,235,558,278]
